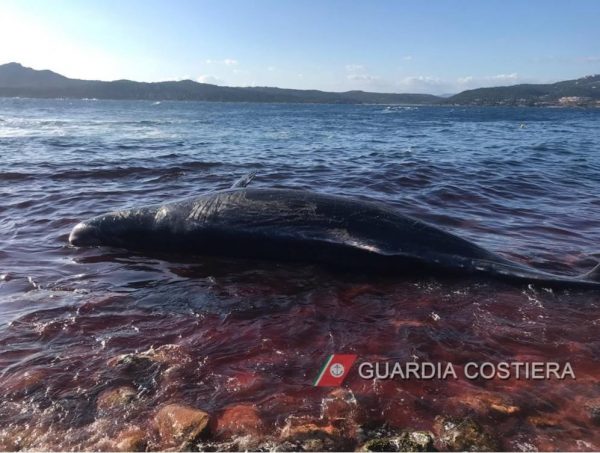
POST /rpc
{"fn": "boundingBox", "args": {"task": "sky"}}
[1,0,599,94]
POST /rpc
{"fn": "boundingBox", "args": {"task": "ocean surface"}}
[1,98,600,450]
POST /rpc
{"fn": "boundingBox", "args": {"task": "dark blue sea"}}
[1,98,600,450]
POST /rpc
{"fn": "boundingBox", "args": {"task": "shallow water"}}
[1,99,600,450]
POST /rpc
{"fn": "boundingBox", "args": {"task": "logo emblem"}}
[330,363,345,377]
[314,354,357,387]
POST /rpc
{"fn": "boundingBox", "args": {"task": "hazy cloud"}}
[345,64,365,72]
[533,55,600,65]
[458,73,518,83]
[167,75,191,81]
[582,56,600,63]
[205,58,238,66]
[456,73,524,90]
[360,73,536,94]
[397,75,446,92]
[345,64,383,85]
[196,74,222,84]
[347,73,380,82]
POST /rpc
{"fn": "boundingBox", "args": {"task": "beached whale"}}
[69,173,600,288]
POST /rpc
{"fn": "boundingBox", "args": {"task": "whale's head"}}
[69,214,137,247]
[69,208,157,248]
[69,220,104,247]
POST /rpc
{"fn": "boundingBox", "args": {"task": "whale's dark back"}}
[70,188,600,287]
[119,188,503,272]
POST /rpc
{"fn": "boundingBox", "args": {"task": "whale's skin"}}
[69,188,600,288]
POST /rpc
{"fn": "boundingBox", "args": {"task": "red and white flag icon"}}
[314,354,357,387]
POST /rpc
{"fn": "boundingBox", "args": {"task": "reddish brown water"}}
[1,100,600,450]
[3,263,600,450]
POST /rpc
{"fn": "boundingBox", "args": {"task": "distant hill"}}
[1,63,598,106]
[445,75,600,106]
[0,62,441,105]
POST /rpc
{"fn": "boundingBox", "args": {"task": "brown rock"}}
[150,344,191,365]
[281,421,338,438]
[489,402,519,415]
[115,427,147,452]
[97,386,138,411]
[359,431,435,452]
[2,369,47,395]
[527,414,560,428]
[107,345,189,379]
[0,436,18,452]
[154,403,210,446]
[584,398,600,424]
[214,404,264,438]
[434,416,499,451]
[451,392,519,416]
[0,425,35,451]
[322,388,357,420]
[279,421,342,451]
[107,353,156,371]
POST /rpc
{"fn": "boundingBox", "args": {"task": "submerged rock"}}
[107,352,156,372]
[322,388,358,421]
[0,435,18,452]
[96,386,138,412]
[434,416,499,451]
[114,427,147,452]
[489,401,520,415]
[107,344,188,369]
[279,422,343,451]
[450,392,520,416]
[214,404,264,438]
[106,348,171,394]
[145,344,192,366]
[358,431,435,452]
[584,399,600,424]
[527,414,560,428]
[154,403,210,447]
[2,369,48,396]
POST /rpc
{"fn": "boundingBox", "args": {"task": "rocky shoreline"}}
[5,343,599,451]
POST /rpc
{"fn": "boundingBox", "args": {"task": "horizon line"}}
[5,61,598,98]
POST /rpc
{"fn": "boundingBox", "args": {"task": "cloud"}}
[196,74,222,85]
[402,55,413,61]
[205,58,238,66]
[532,55,600,65]
[267,66,276,71]
[489,73,519,81]
[397,75,446,92]
[347,73,380,82]
[345,64,365,72]
[345,64,382,85]
[582,56,600,63]
[166,75,191,81]
[456,73,523,89]
[362,74,528,94]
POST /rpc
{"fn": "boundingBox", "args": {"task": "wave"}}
[0,161,222,182]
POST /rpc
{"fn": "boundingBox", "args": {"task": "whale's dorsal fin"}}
[231,171,256,189]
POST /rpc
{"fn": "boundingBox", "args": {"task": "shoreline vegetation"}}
[1,62,599,107]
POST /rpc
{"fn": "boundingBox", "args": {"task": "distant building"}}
[558,96,594,106]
